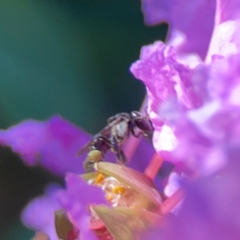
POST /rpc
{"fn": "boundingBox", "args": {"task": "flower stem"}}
[144,153,163,180]
[124,95,148,162]
[161,188,184,215]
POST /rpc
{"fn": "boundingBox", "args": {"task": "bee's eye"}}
[130,111,141,118]
[135,119,153,132]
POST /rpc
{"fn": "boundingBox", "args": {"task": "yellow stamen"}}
[106,193,113,202]
[112,186,125,195]
[94,173,105,184]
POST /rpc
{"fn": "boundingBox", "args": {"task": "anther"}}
[112,186,125,195]
[94,173,105,184]
[106,193,113,202]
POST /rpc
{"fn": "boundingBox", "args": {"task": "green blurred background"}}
[0,0,167,239]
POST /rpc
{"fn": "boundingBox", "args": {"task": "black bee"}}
[77,111,153,172]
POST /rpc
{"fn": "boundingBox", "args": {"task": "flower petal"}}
[21,184,62,240]
[160,153,240,240]
[95,162,162,210]
[141,0,216,58]
[217,1,240,23]
[0,115,91,176]
[57,173,109,240]
[92,205,161,240]
[130,41,202,130]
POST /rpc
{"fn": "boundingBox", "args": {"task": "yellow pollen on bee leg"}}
[112,186,125,195]
[88,150,102,162]
[94,173,105,184]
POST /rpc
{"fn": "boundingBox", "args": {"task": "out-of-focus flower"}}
[147,149,240,240]
[21,184,62,240]
[141,0,216,59]
[0,115,91,176]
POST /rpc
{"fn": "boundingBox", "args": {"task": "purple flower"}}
[141,0,216,59]
[130,41,202,127]
[7,1,240,239]
[131,1,240,174]
[217,1,240,23]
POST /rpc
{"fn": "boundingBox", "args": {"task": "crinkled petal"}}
[217,0,240,23]
[132,36,240,173]
[21,184,62,240]
[206,20,240,61]
[130,41,202,137]
[0,115,91,176]
[141,0,216,59]
[172,104,240,174]
[207,54,240,104]
[57,173,109,240]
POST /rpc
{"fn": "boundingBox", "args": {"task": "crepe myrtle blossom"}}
[131,0,240,175]
[2,0,240,239]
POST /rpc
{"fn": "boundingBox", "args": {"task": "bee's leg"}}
[109,135,127,164]
[131,127,142,138]
[95,134,112,154]
[116,149,127,164]
[83,160,95,172]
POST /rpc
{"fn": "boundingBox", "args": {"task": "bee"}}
[77,111,153,172]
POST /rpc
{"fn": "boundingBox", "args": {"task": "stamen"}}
[112,186,125,195]
[106,193,113,202]
[160,188,184,215]
[144,153,163,180]
[94,173,105,184]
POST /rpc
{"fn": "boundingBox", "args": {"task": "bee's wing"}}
[76,117,123,157]
[97,117,123,135]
